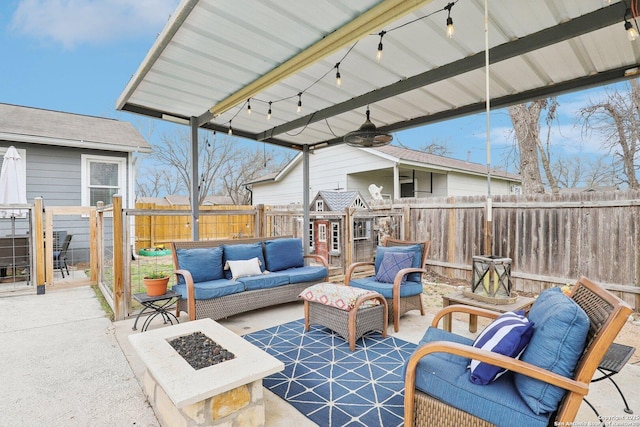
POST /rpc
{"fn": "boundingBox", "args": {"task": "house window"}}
[401,180,415,198]
[316,200,324,211]
[318,223,327,242]
[331,222,340,252]
[353,219,371,240]
[81,155,126,206]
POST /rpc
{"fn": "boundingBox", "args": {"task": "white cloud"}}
[10,0,180,49]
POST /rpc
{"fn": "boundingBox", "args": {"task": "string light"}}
[376,31,385,63]
[624,4,639,42]
[445,2,455,38]
[625,20,638,41]
[216,1,457,127]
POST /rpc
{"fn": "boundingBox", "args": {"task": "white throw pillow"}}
[225,257,263,280]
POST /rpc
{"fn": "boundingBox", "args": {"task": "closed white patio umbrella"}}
[0,146,28,233]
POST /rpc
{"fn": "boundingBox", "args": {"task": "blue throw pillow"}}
[222,243,265,279]
[514,287,590,414]
[374,244,423,282]
[175,247,224,284]
[264,238,304,271]
[375,251,414,284]
[469,310,534,385]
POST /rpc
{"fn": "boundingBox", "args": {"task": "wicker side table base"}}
[304,292,388,351]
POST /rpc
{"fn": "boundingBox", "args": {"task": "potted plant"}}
[143,271,170,296]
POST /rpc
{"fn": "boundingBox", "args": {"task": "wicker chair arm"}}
[174,269,196,321]
[431,304,502,328]
[344,261,375,285]
[404,341,589,427]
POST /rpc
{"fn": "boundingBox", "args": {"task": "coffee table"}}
[441,291,535,333]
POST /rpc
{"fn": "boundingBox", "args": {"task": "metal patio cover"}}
[116,0,640,150]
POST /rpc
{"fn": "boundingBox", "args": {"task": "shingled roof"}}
[0,103,151,153]
[311,190,369,212]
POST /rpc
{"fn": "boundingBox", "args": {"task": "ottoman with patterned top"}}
[299,282,388,351]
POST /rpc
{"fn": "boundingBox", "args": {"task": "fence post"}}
[403,205,410,240]
[345,207,353,269]
[96,201,104,286]
[33,197,45,294]
[89,207,98,284]
[256,204,265,237]
[112,195,125,321]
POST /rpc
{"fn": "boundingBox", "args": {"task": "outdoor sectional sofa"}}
[170,236,328,321]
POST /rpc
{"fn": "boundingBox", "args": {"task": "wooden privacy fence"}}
[407,190,640,310]
[133,203,259,251]
[102,192,640,319]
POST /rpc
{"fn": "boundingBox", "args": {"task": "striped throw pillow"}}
[468,310,534,385]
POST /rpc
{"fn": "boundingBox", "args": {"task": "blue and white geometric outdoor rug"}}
[243,319,417,427]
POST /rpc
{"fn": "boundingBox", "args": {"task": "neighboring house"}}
[137,195,234,206]
[0,103,151,264]
[247,144,521,205]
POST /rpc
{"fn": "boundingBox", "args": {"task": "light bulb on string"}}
[335,63,342,87]
[376,31,385,63]
[246,98,252,115]
[228,121,233,135]
[267,101,272,120]
[297,92,302,114]
[625,20,639,41]
[445,3,455,38]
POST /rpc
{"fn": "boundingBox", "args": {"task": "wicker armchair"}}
[345,238,430,332]
[404,276,632,427]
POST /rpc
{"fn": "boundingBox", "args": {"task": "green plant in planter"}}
[143,271,170,296]
[144,271,168,280]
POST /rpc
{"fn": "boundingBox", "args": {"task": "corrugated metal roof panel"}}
[117,0,640,150]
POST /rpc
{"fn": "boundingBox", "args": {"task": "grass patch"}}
[91,284,114,321]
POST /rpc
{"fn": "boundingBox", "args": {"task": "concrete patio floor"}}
[1,285,637,426]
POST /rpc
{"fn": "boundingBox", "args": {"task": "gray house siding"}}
[1,142,129,264]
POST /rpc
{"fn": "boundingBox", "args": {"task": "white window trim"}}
[318,223,327,242]
[330,222,340,253]
[81,154,126,207]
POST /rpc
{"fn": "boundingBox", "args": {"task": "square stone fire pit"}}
[129,319,283,426]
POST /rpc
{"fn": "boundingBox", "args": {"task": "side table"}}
[132,289,180,332]
[583,342,635,421]
[441,291,535,333]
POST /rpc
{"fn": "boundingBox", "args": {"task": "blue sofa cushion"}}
[175,247,224,285]
[410,327,551,427]
[172,278,243,300]
[349,277,422,299]
[264,238,304,272]
[222,243,265,279]
[514,287,590,415]
[237,273,290,291]
[374,244,423,282]
[375,251,414,284]
[469,310,534,385]
[285,266,328,284]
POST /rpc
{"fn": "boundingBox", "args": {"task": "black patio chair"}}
[53,234,72,278]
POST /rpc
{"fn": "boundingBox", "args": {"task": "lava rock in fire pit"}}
[168,331,235,370]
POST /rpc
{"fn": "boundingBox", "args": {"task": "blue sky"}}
[0,0,619,174]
